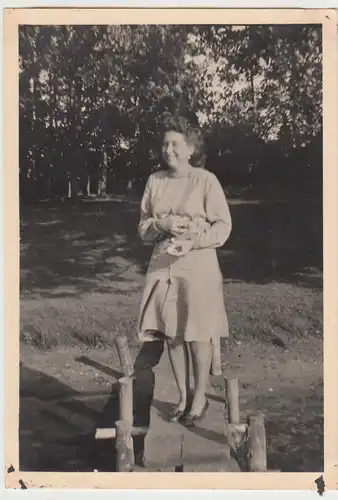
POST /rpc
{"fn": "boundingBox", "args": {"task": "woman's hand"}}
[155,216,190,236]
[167,238,193,257]
[154,217,172,233]
[170,216,190,237]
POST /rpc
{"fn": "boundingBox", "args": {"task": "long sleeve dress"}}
[137,167,232,345]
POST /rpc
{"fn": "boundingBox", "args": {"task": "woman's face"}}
[161,130,194,171]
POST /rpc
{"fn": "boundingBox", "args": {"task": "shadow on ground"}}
[20,198,323,299]
[20,362,116,472]
[19,342,164,472]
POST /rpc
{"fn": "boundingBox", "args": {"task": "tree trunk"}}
[51,73,58,129]
[86,175,91,196]
[30,76,38,199]
[249,64,257,135]
[248,29,257,134]
[68,174,80,199]
[98,149,108,197]
[290,52,299,148]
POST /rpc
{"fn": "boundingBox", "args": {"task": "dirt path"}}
[20,339,323,473]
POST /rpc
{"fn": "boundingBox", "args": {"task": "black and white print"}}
[19,24,323,473]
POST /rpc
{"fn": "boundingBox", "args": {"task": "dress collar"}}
[167,165,193,178]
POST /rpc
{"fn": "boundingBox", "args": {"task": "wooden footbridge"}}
[95,336,268,473]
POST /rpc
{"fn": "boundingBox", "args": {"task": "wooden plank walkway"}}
[136,347,240,472]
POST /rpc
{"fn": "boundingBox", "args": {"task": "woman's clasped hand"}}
[155,214,190,235]
[155,215,193,256]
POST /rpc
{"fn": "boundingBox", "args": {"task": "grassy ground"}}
[20,197,322,349]
[20,280,322,351]
[19,197,323,472]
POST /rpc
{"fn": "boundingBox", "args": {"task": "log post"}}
[115,336,134,377]
[247,413,267,472]
[117,376,134,466]
[115,420,134,472]
[224,377,240,424]
[210,339,222,376]
[119,376,133,426]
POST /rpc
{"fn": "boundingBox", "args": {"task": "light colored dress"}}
[137,166,232,345]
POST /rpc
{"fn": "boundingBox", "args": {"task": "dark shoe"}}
[168,407,185,423]
[182,399,209,427]
[168,401,192,423]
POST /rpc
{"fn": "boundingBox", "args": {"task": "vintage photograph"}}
[18,22,323,475]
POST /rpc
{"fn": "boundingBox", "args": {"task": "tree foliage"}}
[19,24,322,202]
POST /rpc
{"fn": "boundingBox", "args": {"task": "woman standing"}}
[137,112,232,426]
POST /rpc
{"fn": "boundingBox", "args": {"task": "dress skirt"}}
[137,239,229,343]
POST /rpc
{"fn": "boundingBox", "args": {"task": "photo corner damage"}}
[315,475,325,496]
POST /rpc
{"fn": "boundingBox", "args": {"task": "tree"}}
[19,24,322,202]
[191,25,322,144]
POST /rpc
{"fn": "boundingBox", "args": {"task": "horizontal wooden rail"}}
[96,426,149,440]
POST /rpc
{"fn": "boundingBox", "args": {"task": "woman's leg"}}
[189,341,212,414]
[167,337,190,411]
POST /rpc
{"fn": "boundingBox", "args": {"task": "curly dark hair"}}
[158,111,206,168]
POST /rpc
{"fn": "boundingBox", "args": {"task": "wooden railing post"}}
[210,339,222,376]
[114,336,135,469]
[115,336,134,377]
[115,420,134,472]
[117,376,134,467]
[119,376,133,425]
[224,377,240,424]
[247,413,267,472]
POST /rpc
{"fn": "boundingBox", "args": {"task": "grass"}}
[20,197,323,351]
[20,281,322,351]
